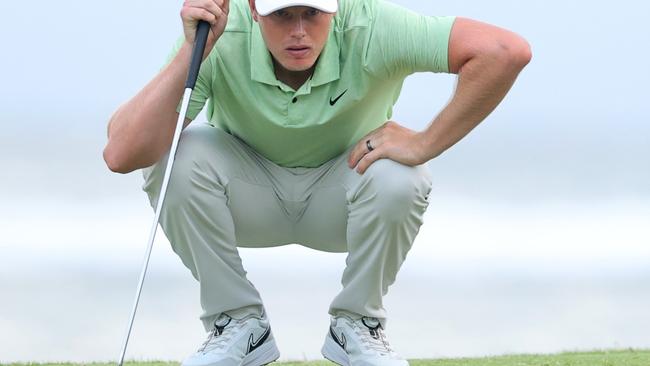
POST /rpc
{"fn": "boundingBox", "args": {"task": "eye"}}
[273,9,290,18]
[306,8,320,17]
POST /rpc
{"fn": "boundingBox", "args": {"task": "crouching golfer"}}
[104,0,531,364]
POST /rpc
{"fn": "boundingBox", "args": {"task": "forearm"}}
[104,42,194,173]
[421,47,530,161]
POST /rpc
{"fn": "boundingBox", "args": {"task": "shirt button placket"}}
[286,95,298,123]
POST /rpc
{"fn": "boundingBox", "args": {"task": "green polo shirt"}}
[166,0,455,168]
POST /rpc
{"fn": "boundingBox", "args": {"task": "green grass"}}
[4,349,650,366]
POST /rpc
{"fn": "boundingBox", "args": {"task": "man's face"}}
[251,2,335,72]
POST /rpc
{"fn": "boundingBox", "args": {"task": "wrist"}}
[417,129,438,162]
[182,36,216,62]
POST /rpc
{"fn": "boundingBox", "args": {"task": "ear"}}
[249,0,259,22]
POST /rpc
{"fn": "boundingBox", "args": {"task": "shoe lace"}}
[198,320,244,353]
[354,320,394,354]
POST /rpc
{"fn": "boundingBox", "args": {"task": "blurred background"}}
[1,0,648,362]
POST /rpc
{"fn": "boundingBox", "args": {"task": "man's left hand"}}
[348,121,430,174]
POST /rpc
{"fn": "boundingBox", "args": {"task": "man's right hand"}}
[104,0,230,174]
[181,0,230,54]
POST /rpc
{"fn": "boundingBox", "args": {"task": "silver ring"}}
[366,139,374,152]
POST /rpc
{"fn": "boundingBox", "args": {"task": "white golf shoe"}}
[321,315,408,366]
[182,313,280,366]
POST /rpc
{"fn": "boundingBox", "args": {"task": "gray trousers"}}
[142,123,432,331]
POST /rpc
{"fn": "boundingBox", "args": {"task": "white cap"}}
[255,0,338,16]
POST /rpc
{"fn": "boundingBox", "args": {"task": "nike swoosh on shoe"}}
[247,326,271,354]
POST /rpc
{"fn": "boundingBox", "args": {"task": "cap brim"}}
[256,0,338,16]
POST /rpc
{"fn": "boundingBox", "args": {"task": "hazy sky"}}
[0,0,649,361]
[0,0,648,204]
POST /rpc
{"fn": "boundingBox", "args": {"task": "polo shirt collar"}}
[250,22,340,90]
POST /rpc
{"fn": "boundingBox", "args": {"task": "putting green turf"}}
[4,350,650,366]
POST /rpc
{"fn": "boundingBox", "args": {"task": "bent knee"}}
[141,124,228,208]
[362,159,433,219]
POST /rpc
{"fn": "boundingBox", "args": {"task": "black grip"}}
[185,21,211,89]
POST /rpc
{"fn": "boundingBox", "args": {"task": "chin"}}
[279,58,317,72]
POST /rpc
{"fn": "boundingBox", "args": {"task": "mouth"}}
[286,45,311,58]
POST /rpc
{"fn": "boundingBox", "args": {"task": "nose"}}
[290,16,306,38]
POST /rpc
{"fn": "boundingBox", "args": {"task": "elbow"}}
[103,111,142,174]
[103,139,159,174]
[467,35,532,75]
[513,37,532,68]
[103,114,128,174]
[501,35,532,70]
[103,143,135,174]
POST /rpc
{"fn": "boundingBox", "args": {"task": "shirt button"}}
[292,97,298,103]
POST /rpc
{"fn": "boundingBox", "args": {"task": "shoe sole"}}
[243,340,281,366]
[321,336,349,366]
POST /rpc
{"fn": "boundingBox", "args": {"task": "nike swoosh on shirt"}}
[329,326,347,351]
[329,89,348,106]
[247,326,271,354]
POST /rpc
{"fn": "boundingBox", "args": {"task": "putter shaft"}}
[117,88,193,366]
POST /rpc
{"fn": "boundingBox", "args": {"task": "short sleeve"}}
[365,0,455,78]
[163,35,213,121]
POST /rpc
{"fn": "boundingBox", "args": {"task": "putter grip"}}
[185,21,211,89]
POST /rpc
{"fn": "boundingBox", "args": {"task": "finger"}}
[349,130,386,168]
[350,123,390,166]
[186,0,222,20]
[207,0,228,30]
[348,138,373,168]
[211,5,227,25]
[347,140,365,168]
[356,149,385,175]
[207,0,229,16]
[211,0,226,12]
[182,6,218,25]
